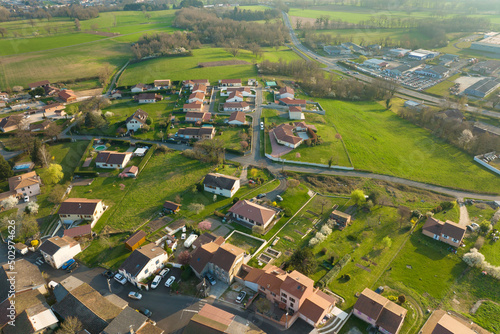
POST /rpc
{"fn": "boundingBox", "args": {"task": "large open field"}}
[317,98,500,194]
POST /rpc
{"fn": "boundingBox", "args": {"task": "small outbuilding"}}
[124,230,147,251]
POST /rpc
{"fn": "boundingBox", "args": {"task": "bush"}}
[440,201,454,211]
[181,267,193,280]
[25,202,39,215]
[74,171,99,177]
[320,225,332,236]
[157,145,171,154]
[283,207,293,217]
[232,197,240,204]
[308,237,319,247]
[252,225,265,235]
[318,254,351,288]
[315,232,326,242]
[398,295,406,304]
[463,248,485,267]
[214,210,225,218]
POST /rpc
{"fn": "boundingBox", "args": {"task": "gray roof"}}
[53,276,85,303]
[0,260,45,303]
[102,306,147,334]
[465,77,500,94]
[203,173,239,190]
[119,243,166,278]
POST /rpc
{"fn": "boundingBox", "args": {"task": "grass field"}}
[226,232,264,253]
[317,98,500,194]
[466,301,500,332]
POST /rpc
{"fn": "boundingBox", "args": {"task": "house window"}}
[281,297,287,303]
[442,235,449,239]
[290,303,294,308]
[281,293,287,297]
[145,269,148,274]
[271,292,276,297]
[289,297,295,302]
[260,286,265,291]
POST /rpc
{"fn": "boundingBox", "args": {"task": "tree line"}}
[220,7,281,21]
[131,32,201,60]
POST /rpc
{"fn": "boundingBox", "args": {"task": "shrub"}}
[440,201,454,211]
[214,210,225,218]
[157,145,171,154]
[1,197,18,210]
[398,295,406,304]
[252,225,265,235]
[188,203,204,214]
[181,267,193,280]
[25,202,39,215]
[283,207,293,217]
[308,237,319,247]
[315,232,326,242]
[320,225,332,236]
[233,197,240,204]
[463,248,485,267]
[321,247,328,255]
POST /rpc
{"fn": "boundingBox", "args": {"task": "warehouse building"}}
[470,33,500,55]
[463,77,500,98]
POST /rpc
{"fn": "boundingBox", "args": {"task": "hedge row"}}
[317,253,351,288]
[74,140,95,172]
[138,144,157,174]
[74,171,99,177]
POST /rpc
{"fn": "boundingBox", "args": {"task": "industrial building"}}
[470,32,500,55]
[463,77,500,98]
[408,49,439,60]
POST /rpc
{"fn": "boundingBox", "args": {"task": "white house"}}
[183,79,210,89]
[228,200,277,229]
[183,102,203,112]
[187,92,205,104]
[125,109,149,132]
[131,83,151,93]
[118,243,169,288]
[288,106,304,120]
[203,173,240,198]
[219,79,242,87]
[95,151,132,169]
[226,91,243,102]
[223,102,250,112]
[192,84,207,94]
[39,236,82,269]
[220,87,254,97]
[273,123,303,148]
[228,111,247,125]
[134,93,162,104]
[58,198,105,228]
[279,86,294,99]
[154,79,171,89]
[8,171,41,197]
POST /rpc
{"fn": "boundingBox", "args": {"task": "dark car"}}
[102,270,114,279]
[66,262,78,273]
[139,308,153,318]
[257,193,266,199]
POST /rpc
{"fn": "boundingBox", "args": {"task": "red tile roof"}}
[228,200,277,226]
[228,111,246,123]
[273,123,302,145]
[63,224,92,238]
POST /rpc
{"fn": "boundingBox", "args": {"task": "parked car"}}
[61,259,75,270]
[181,233,187,240]
[102,270,114,279]
[128,291,142,300]
[205,273,216,286]
[114,273,127,285]
[182,226,186,233]
[139,308,152,318]
[471,223,480,228]
[159,268,170,278]
[257,193,266,199]
[24,196,29,203]
[236,291,247,303]
[151,275,162,289]
[248,180,255,184]
[66,262,78,273]
[276,195,283,202]
[165,276,176,287]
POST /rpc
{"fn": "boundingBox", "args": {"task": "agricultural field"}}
[316,98,500,194]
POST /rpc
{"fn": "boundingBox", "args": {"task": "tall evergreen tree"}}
[0,155,13,180]
[31,139,42,166]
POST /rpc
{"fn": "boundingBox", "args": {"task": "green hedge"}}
[74,171,99,177]
[138,144,157,174]
[317,253,351,288]
[74,140,95,172]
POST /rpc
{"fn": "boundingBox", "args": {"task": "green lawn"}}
[75,233,130,269]
[465,301,500,332]
[316,98,500,194]
[226,232,264,253]
[217,126,251,153]
[425,73,461,96]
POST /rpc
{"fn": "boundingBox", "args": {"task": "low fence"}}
[306,102,326,115]
[226,230,267,258]
[265,154,354,170]
[474,156,500,176]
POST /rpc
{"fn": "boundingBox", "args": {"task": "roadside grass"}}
[226,232,264,253]
[315,98,500,194]
[425,73,461,96]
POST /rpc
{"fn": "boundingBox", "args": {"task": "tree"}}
[29,86,45,98]
[15,127,35,153]
[178,250,191,265]
[74,19,80,31]
[99,65,112,87]
[188,203,204,214]
[84,110,107,128]
[0,27,7,38]
[43,164,64,184]
[198,220,211,230]
[351,189,366,206]
[458,129,474,149]
[252,225,265,235]
[25,202,39,215]
[319,197,329,214]
[289,248,317,275]
[1,197,18,210]
[463,248,485,267]
[0,155,13,179]
[479,220,491,234]
[48,184,66,204]
[328,156,334,168]
[398,295,406,304]
[385,98,392,110]
[320,225,332,236]
[56,316,82,334]
[255,298,271,314]
[31,139,43,166]
[45,123,62,142]
[180,0,203,8]
[397,206,411,228]
[18,216,39,240]
[382,236,392,248]
[240,141,249,150]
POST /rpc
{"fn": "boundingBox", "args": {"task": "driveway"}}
[458,201,471,227]
[208,281,229,299]
[269,129,293,157]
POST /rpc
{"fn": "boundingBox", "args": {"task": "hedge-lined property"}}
[318,253,351,288]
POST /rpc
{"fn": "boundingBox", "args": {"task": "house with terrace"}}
[40,103,66,118]
[118,243,169,288]
[223,102,250,112]
[238,264,337,328]
[353,288,407,334]
[0,115,23,132]
[203,173,240,198]
[39,236,82,269]
[221,87,254,97]
[187,92,205,104]
[29,120,51,133]
[126,109,149,133]
[226,90,244,102]
[178,127,215,140]
[189,238,245,284]
[154,79,171,89]
[58,198,105,227]
[219,79,242,87]
[228,200,277,230]
[28,80,50,91]
[418,309,490,334]
[95,151,132,169]
[228,111,247,125]
[8,171,41,198]
[183,79,210,89]
[273,123,303,148]
[192,84,207,94]
[422,217,466,247]
[186,111,211,123]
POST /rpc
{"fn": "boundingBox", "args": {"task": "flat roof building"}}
[471,33,500,55]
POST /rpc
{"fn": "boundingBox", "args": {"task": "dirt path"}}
[458,201,471,227]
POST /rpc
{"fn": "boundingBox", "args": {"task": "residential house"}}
[219,79,242,87]
[103,306,160,334]
[273,123,303,148]
[163,201,181,214]
[95,151,132,169]
[58,90,77,103]
[294,122,317,132]
[110,90,122,99]
[187,92,205,104]
[414,65,450,79]
[63,224,92,240]
[125,109,149,132]
[192,84,207,94]
[226,90,243,102]
[185,111,211,123]
[131,83,152,93]
[183,79,210,89]
[178,127,216,140]
[40,103,65,117]
[228,111,247,125]
[0,115,23,132]
[288,106,304,120]
[122,166,138,178]
[0,92,8,100]
[118,243,169,287]
[279,97,306,107]
[228,200,277,229]
[183,102,203,112]
[203,173,240,198]
[192,233,224,250]
[8,171,42,198]
[2,301,58,334]
[29,119,52,132]
[189,239,245,284]
[58,198,105,227]
[52,281,122,334]
[220,87,254,97]
[279,86,295,99]
[223,102,250,112]
[238,264,337,328]
[422,217,466,247]
[0,259,47,303]
[418,309,490,334]
[134,93,162,103]
[124,231,147,251]
[353,288,407,334]
[28,80,50,90]
[330,210,352,230]
[39,236,82,269]
[154,79,171,89]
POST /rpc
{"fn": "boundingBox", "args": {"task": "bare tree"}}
[56,316,83,334]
